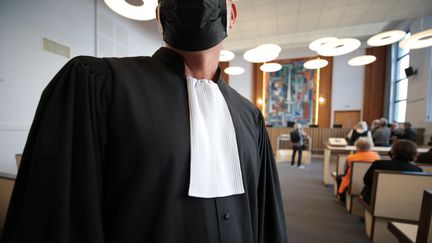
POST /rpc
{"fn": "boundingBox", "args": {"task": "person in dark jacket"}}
[416,148,432,164]
[361,139,423,204]
[399,122,417,143]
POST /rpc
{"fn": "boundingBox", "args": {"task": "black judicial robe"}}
[1,48,288,243]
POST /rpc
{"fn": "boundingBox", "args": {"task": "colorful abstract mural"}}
[266,59,317,126]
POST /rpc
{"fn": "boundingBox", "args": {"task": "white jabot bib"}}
[186,76,244,198]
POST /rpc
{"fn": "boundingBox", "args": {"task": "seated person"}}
[346,121,373,146]
[372,118,391,146]
[337,138,380,202]
[416,148,432,164]
[389,122,400,144]
[399,122,417,143]
[370,119,380,133]
[361,139,423,204]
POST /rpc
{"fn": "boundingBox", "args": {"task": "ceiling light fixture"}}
[367,30,406,46]
[243,44,281,63]
[348,55,377,66]
[224,66,245,75]
[309,37,338,52]
[104,0,157,21]
[317,38,361,57]
[260,63,282,72]
[219,50,235,62]
[304,58,328,69]
[399,29,432,50]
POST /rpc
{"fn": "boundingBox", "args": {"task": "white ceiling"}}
[224,0,432,52]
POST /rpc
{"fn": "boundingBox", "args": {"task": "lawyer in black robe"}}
[1,47,288,243]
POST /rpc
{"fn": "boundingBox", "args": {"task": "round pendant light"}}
[399,29,432,49]
[243,44,281,63]
[260,63,282,72]
[309,37,338,52]
[224,66,245,75]
[367,30,406,46]
[256,44,282,54]
[304,58,328,69]
[317,38,361,57]
[348,55,377,66]
[219,50,235,62]
[104,0,158,21]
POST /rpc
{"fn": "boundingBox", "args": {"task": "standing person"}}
[290,123,306,169]
[372,118,391,146]
[346,121,374,146]
[1,1,288,242]
[337,138,380,203]
[361,140,423,204]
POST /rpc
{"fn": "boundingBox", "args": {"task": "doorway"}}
[334,110,361,128]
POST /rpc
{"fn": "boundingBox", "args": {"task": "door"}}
[334,110,361,128]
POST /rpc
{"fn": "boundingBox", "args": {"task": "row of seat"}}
[332,156,432,242]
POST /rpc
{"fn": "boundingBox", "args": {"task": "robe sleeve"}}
[1,56,112,243]
[256,112,288,243]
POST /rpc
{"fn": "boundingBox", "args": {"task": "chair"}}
[387,189,432,243]
[344,161,373,215]
[331,154,348,195]
[416,163,432,173]
[360,171,432,242]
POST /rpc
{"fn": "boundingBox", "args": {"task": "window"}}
[391,34,410,123]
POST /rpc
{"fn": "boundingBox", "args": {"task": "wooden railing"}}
[266,127,351,154]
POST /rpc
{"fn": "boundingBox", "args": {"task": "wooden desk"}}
[322,145,430,185]
[388,222,417,243]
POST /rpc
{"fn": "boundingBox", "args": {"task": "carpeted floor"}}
[277,156,370,243]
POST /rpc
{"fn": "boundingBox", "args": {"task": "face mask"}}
[158,0,228,51]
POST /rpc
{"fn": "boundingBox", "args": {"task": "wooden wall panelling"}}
[363,46,388,124]
[253,63,263,109]
[266,127,351,154]
[318,56,333,128]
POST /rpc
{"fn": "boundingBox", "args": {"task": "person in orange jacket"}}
[337,137,380,202]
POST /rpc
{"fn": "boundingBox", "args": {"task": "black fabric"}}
[347,130,368,145]
[289,130,300,143]
[159,0,227,51]
[1,47,288,243]
[291,145,303,166]
[400,128,417,142]
[361,158,423,204]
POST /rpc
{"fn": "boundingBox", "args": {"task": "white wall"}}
[331,49,366,126]
[0,0,162,174]
[228,54,253,101]
[405,15,432,144]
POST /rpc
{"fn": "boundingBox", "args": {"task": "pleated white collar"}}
[185,76,244,198]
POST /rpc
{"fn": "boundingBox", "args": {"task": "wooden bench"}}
[360,170,432,243]
[331,154,348,195]
[387,189,432,243]
[345,161,373,216]
[416,163,432,173]
[0,172,16,231]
